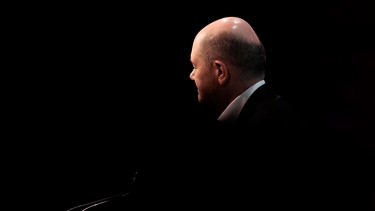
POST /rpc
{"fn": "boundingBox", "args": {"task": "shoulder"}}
[239,84,305,125]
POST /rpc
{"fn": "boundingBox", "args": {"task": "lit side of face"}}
[190,36,218,105]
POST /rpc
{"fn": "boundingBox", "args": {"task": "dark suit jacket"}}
[185,83,366,210]
[197,83,321,209]
[230,83,310,139]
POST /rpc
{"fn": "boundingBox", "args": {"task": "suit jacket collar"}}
[235,83,280,124]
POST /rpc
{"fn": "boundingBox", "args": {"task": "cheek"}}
[195,71,208,87]
[197,73,215,93]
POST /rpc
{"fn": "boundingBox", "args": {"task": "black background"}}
[7,1,374,210]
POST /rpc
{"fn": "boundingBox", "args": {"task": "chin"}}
[198,97,208,105]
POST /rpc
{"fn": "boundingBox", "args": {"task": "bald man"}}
[190,16,310,138]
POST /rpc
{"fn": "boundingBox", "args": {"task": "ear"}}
[214,60,230,85]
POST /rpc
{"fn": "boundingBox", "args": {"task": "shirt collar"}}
[217,80,265,123]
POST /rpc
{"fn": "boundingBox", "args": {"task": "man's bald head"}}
[197,16,261,45]
[192,16,266,81]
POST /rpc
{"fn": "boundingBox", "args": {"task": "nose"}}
[189,69,195,80]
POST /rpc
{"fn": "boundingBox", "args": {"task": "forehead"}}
[191,35,204,59]
[190,49,200,64]
[192,33,204,50]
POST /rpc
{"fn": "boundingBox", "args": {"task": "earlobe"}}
[215,61,229,85]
